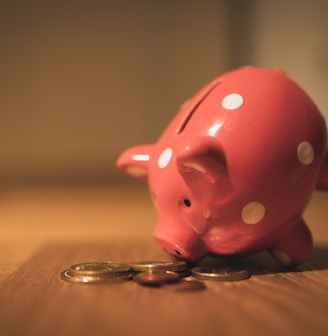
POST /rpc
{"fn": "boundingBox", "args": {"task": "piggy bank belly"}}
[117,67,328,266]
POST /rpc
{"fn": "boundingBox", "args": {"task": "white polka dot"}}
[222,93,244,110]
[158,148,173,168]
[297,142,314,165]
[272,250,291,266]
[241,201,266,225]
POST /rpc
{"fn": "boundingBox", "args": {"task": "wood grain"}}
[0,185,327,336]
[0,240,327,336]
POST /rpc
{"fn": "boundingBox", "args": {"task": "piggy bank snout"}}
[153,222,207,262]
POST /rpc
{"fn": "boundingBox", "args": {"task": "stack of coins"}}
[60,260,250,291]
[60,262,134,283]
[127,260,204,291]
[127,260,189,285]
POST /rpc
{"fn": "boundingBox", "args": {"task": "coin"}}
[173,268,191,278]
[60,269,133,284]
[70,262,131,276]
[191,265,250,281]
[164,278,206,292]
[133,271,180,286]
[127,260,187,272]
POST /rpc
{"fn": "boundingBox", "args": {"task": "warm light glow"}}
[208,121,223,136]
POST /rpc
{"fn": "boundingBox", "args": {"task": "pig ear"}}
[176,137,228,189]
[116,145,154,181]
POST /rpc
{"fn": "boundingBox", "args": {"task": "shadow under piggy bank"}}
[198,243,328,276]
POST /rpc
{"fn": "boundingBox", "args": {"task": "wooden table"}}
[0,183,327,336]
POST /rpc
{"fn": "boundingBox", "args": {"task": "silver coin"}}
[60,269,133,284]
[127,260,187,272]
[70,262,131,276]
[191,265,250,281]
[174,268,191,278]
[133,271,180,286]
[164,278,206,292]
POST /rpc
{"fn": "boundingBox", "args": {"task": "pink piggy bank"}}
[117,67,328,266]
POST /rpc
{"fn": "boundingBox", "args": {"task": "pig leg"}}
[269,218,313,266]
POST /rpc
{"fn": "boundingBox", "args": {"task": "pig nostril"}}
[174,249,182,256]
[183,199,191,207]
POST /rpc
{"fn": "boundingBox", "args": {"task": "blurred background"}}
[1,0,328,185]
[1,3,328,333]
[1,0,328,251]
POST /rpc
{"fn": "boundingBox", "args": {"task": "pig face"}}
[117,67,328,265]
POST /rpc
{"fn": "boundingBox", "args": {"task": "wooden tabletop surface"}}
[0,183,327,336]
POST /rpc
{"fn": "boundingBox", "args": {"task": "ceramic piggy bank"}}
[117,67,328,266]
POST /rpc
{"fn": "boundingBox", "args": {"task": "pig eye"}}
[183,198,191,207]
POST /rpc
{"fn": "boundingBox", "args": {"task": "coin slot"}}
[177,81,220,134]
[174,249,182,256]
